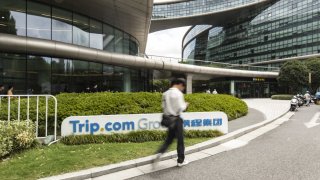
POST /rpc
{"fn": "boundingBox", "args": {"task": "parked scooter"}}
[296,94,305,107]
[290,96,298,111]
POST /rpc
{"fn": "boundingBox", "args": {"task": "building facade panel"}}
[182,0,320,67]
[0,0,153,94]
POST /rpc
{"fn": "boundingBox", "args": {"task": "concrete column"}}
[230,80,235,96]
[186,74,193,94]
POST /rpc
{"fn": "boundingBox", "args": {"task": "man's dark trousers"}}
[157,117,185,163]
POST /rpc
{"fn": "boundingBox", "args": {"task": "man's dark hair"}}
[171,78,186,87]
[0,84,3,87]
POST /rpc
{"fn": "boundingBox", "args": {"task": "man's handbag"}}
[161,114,177,128]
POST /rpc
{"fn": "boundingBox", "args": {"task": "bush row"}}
[271,94,293,100]
[60,130,223,145]
[0,120,37,158]
[0,93,248,133]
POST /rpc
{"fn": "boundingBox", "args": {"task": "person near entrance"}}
[212,89,218,94]
[304,91,311,106]
[153,78,189,168]
[0,85,5,95]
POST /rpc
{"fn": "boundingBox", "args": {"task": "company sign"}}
[61,112,228,136]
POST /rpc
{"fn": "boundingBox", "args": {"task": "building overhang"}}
[151,0,270,32]
[0,33,278,79]
[34,0,153,53]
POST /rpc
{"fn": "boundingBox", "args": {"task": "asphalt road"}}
[132,105,320,180]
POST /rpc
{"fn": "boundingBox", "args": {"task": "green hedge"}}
[271,94,293,100]
[0,93,248,133]
[0,121,37,158]
[60,130,223,145]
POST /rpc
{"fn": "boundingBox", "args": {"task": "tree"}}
[305,58,320,93]
[153,79,170,92]
[278,60,308,94]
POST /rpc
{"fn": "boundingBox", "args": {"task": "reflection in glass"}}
[0,0,26,36]
[123,33,130,55]
[27,1,51,40]
[51,58,72,93]
[0,53,26,94]
[27,55,51,94]
[90,19,103,50]
[52,7,72,43]
[129,37,139,55]
[103,24,115,52]
[114,29,123,54]
[73,14,89,47]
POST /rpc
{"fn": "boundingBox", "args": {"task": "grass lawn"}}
[0,138,210,180]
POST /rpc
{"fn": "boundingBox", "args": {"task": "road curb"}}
[40,110,290,180]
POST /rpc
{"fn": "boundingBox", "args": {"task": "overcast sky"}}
[146,26,190,58]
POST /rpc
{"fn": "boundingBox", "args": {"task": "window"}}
[27,55,51,94]
[114,29,123,54]
[52,7,72,43]
[27,1,51,40]
[103,24,115,52]
[73,14,89,47]
[0,0,26,36]
[90,19,103,50]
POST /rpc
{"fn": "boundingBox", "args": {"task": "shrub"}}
[0,93,248,134]
[60,130,223,145]
[0,120,37,158]
[271,94,293,100]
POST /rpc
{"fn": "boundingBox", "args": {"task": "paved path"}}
[229,108,265,132]
[132,105,320,180]
[243,99,289,121]
[229,99,289,132]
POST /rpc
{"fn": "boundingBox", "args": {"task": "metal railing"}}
[140,54,280,72]
[0,95,58,141]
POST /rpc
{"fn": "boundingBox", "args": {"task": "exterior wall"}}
[153,0,262,19]
[182,0,320,67]
[0,0,152,94]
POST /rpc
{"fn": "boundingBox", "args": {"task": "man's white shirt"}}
[162,87,187,116]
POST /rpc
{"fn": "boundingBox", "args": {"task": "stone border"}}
[41,110,289,180]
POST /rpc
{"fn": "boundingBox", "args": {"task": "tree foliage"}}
[277,60,309,93]
[305,58,320,93]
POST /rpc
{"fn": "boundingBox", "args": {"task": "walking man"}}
[154,78,189,167]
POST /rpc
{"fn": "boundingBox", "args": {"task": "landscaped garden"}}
[0,92,248,179]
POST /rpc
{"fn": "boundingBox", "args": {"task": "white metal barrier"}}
[0,95,58,141]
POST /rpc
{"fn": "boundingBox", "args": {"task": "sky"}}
[146,26,190,58]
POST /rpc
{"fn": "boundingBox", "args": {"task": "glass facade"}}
[0,0,150,94]
[182,0,320,67]
[0,0,140,55]
[0,53,151,94]
[153,0,260,19]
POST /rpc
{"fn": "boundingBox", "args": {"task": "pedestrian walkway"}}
[229,99,289,132]
[243,98,289,121]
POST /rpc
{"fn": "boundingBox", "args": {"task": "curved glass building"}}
[0,0,153,94]
[182,0,320,68]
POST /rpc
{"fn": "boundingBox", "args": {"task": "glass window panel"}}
[123,33,130,55]
[27,55,51,94]
[114,29,123,54]
[52,7,72,43]
[0,53,26,94]
[69,60,89,92]
[88,62,102,92]
[90,19,103,50]
[27,1,51,40]
[103,24,115,52]
[51,58,72,93]
[73,14,89,47]
[129,36,139,55]
[0,0,26,36]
